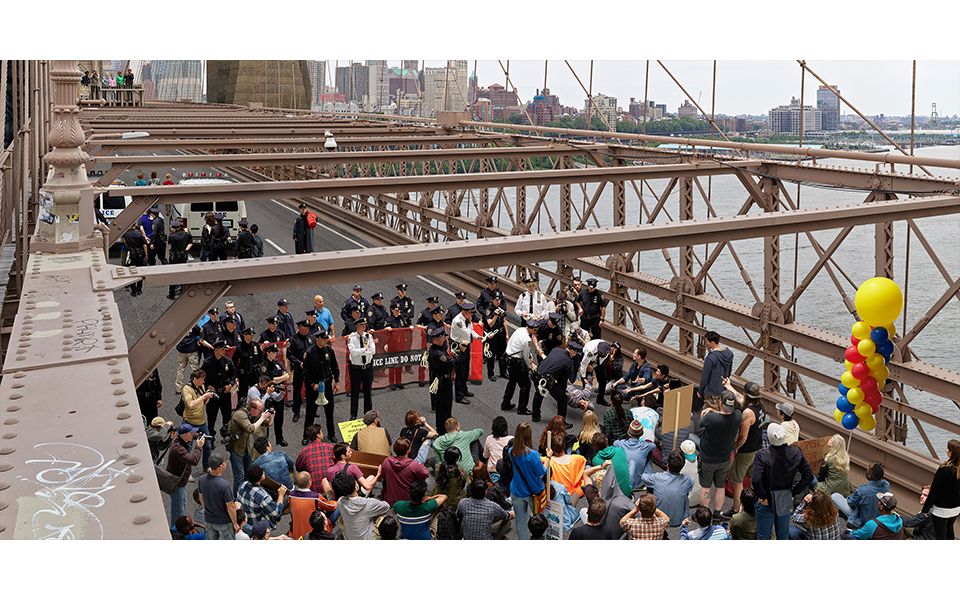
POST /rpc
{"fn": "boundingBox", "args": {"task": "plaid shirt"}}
[807,520,844,540]
[622,515,670,540]
[456,497,511,540]
[602,409,629,442]
[237,481,285,528]
[295,441,335,494]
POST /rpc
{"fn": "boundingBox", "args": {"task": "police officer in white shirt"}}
[450,302,484,405]
[503,319,539,414]
[579,339,611,389]
[347,317,376,420]
[516,277,548,321]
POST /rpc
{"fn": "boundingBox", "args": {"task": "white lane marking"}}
[265,238,286,254]
[268,199,454,294]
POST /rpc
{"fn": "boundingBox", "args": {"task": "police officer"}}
[220,315,240,348]
[302,330,340,445]
[427,325,454,432]
[121,223,149,296]
[386,302,411,329]
[347,317,376,420]
[199,307,223,362]
[235,218,254,259]
[341,306,362,337]
[504,319,538,414]
[288,320,313,424]
[166,219,192,299]
[233,326,262,402]
[476,275,502,316]
[450,302,484,405]
[577,277,608,340]
[341,285,369,325]
[304,309,322,338]
[392,283,415,321]
[516,277,548,321]
[202,339,237,440]
[135,368,163,423]
[532,341,580,424]
[579,339,611,396]
[533,312,564,362]
[428,303,445,332]
[417,296,441,328]
[259,316,286,344]
[260,344,292,446]
[276,299,296,341]
[147,207,167,266]
[483,292,509,381]
[445,292,468,325]
[367,292,389,331]
[209,212,230,261]
[385,301,413,390]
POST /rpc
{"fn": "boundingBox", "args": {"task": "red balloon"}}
[845,346,866,364]
[851,362,871,380]
[870,402,881,415]
[860,376,878,393]
[864,389,882,407]
[850,334,861,346]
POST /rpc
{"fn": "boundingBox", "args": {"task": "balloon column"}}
[835,278,902,432]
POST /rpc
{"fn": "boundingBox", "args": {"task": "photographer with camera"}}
[182,369,218,472]
[226,396,274,495]
[259,345,293,446]
[166,423,206,528]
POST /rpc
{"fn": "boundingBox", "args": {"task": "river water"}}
[462,144,959,457]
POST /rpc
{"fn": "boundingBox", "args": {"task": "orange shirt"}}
[543,454,587,500]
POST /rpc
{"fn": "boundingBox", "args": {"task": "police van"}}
[170,176,248,248]
[93,182,133,223]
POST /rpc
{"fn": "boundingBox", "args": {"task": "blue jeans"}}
[514,495,535,541]
[170,485,186,529]
[206,522,236,540]
[831,493,852,519]
[415,438,434,464]
[787,525,807,540]
[755,500,790,540]
[227,446,252,496]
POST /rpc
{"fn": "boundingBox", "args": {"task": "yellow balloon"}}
[859,413,877,432]
[844,360,854,371]
[875,378,887,390]
[865,354,885,371]
[851,321,872,341]
[834,408,846,423]
[870,365,890,382]
[841,371,860,389]
[857,339,876,357]
[854,403,873,420]
[855,277,903,327]
[884,323,897,338]
[847,387,865,405]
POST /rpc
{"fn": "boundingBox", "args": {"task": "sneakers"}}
[719,508,736,520]
[714,509,731,522]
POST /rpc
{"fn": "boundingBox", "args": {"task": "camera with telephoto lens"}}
[273,384,286,393]
[221,430,240,445]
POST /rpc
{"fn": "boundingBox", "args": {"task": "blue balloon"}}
[881,352,892,364]
[876,340,894,356]
[836,397,856,413]
[841,412,859,430]
[870,327,889,344]
[838,383,850,397]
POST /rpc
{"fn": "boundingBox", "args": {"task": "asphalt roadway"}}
[109,156,736,540]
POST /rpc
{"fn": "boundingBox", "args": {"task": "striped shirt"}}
[392,499,439,540]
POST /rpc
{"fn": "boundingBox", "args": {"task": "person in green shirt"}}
[392,479,447,540]
[432,417,484,473]
[591,432,632,497]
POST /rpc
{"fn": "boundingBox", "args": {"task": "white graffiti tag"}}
[20,443,137,540]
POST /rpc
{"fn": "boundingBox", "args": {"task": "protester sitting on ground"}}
[527,513,549,540]
[641,449,695,527]
[787,490,844,540]
[679,439,702,508]
[234,509,250,540]
[250,519,290,540]
[458,479,514,540]
[334,470,391,540]
[845,492,904,540]
[620,493,670,540]
[653,409,701,471]
[350,410,393,454]
[380,436,430,506]
[288,471,338,540]
[432,417,484,473]
[903,485,934,540]
[482,416,513,476]
[392,479,447,541]
[776,402,800,445]
[172,516,205,540]
[538,415,575,456]
[322,442,380,499]
[592,432,632,497]
[814,434,852,497]
[577,410,601,465]
[430,446,469,511]
[614,418,656,488]
[832,461,889,529]
[728,488,757,540]
[570,496,608,540]
[601,392,631,443]
[373,515,399,540]
[399,410,438,464]
[544,433,602,503]
[303,510,339,540]
[680,506,730,540]
[253,437,296,491]
[236,465,287,530]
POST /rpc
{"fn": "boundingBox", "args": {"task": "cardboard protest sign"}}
[794,436,832,471]
[661,385,695,448]
[338,418,366,444]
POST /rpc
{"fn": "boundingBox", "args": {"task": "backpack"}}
[498,443,515,493]
[435,506,462,540]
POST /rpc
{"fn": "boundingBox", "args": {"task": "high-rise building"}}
[475,83,521,120]
[678,100,698,120]
[531,88,560,126]
[335,62,368,106]
[367,60,389,113]
[817,84,841,131]
[306,60,328,107]
[207,60,311,110]
[629,98,662,121]
[585,94,618,129]
[152,60,205,103]
[422,61,469,117]
[769,97,822,134]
